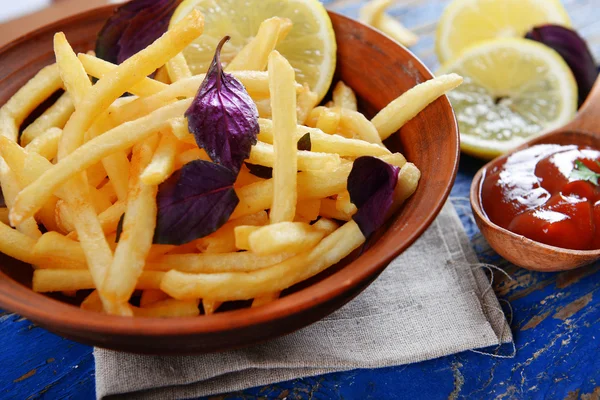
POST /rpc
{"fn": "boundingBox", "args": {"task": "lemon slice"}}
[438,38,577,159]
[171,0,336,102]
[436,0,571,63]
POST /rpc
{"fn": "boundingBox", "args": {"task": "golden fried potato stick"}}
[249,141,340,171]
[195,211,269,253]
[387,162,421,217]
[245,218,337,256]
[140,290,170,307]
[103,136,159,311]
[33,231,87,267]
[319,198,354,221]
[140,129,178,185]
[202,300,222,315]
[316,107,341,135]
[154,66,172,84]
[258,119,390,158]
[0,220,39,265]
[25,127,62,160]
[0,64,63,142]
[296,84,319,125]
[98,181,118,203]
[10,99,191,226]
[251,293,280,307]
[160,220,365,301]
[86,162,108,188]
[0,161,41,238]
[268,51,298,223]
[166,52,192,82]
[233,225,260,250]
[372,74,463,140]
[332,81,358,111]
[66,200,126,240]
[226,17,292,72]
[0,208,8,225]
[77,54,168,97]
[20,92,74,146]
[147,251,295,273]
[335,190,358,215]
[33,270,165,293]
[295,199,321,222]
[134,299,200,317]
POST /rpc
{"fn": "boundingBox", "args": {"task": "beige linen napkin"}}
[95,202,512,400]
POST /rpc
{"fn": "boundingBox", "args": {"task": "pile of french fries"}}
[0,9,462,317]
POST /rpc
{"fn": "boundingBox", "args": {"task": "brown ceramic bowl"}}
[0,6,459,354]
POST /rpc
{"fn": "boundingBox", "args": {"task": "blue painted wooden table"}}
[2,0,600,399]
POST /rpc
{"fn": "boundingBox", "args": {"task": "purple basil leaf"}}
[154,160,239,245]
[96,0,181,64]
[245,163,273,179]
[185,37,259,174]
[115,213,125,243]
[297,133,312,151]
[347,156,400,238]
[526,25,598,107]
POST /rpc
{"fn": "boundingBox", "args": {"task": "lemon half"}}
[438,38,578,159]
[171,0,337,102]
[436,0,571,63]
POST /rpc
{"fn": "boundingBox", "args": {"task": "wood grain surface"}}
[1,0,600,399]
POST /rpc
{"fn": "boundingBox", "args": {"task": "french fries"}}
[160,220,365,301]
[0,9,433,318]
[372,74,463,140]
[268,51,299,223]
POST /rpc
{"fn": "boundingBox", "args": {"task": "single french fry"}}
[268,51,298,223]
[146,245,177,261]
[310,106,383,145]
[154,66,172,84]
[234,165,265,189]
[10,99,192,226]
[295,199,321,222]
[202,300,222,315]
[140,289,170,307]
[55,200,75,233]
[227,17,292,72]
[20,92,74,146]
[134,299,200,317]
[387,162,421,217]
[372,74,463,140]
[296,84,319,125]
[258,119,390,158]
[33,231,87,266]
[233,225,261,251]
[0,220,39,265]
[248,141,341,171]
[319,198,353,221]
[174,147,211,170]
[33,270,165,292]
[67,200,127,240]
[140,130,178,185]
[195,211,269,253]
[255,98,272,119]
[98,181,118,203]
[251,292,280,308]
[24,127,62,160]
[168,117,195,143]
[103,136,159,310]
[86,162,108,188]
[166,52,192,82]
[161,220,365,301]
[147,251,295,273]
[335,191,358,215]
[78,54,168,97]
[315,107,341,134]
[0,64,63,142]
[0,162,41,238]
[101,152,131,201]
[247,220,334,256]
[332,81,358,111]
[54,33,90,110]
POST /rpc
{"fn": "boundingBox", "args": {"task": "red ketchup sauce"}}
[480,144,600,250]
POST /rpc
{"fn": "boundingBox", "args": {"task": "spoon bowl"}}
[470,78,600,272]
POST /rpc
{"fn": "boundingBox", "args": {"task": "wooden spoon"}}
[470,77,600,272]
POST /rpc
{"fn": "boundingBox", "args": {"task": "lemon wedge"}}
[170,0,337,102]
[436,0,571,63]
[438,38,578,159]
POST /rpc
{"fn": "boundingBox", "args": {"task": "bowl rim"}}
[470,159,600,257]
[0,6,460,338]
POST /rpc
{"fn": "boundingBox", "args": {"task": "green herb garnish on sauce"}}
[570,160,600,186]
